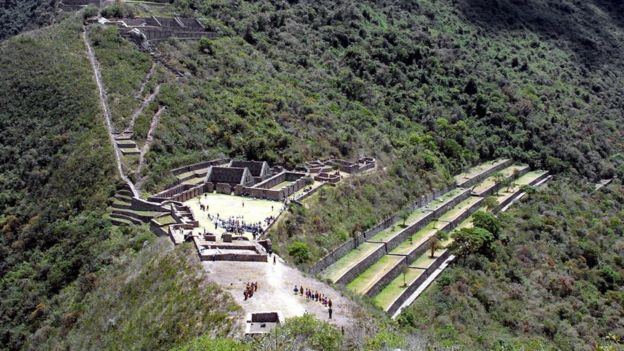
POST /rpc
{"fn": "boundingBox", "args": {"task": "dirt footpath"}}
[203,255,358,328]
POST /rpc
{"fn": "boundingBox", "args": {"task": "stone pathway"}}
[135,105,165,190]
[83,29,138,197]
[134,63,155,99]
[203,255,358,328]
[125,84,161,134]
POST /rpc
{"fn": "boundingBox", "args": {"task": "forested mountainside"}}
[0,0,56,41]
[0,0,623,350]
[141,0,624,263]
[404,180,624,350]
[0,16,239,351]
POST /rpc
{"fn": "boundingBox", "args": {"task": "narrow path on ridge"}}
[135,105,165,191]
[125,83,161,134]
[134,63,155,99]
[82,29,139,197]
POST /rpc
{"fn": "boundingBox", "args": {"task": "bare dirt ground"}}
[203,255,359,329]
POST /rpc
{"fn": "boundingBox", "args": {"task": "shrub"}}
[288,241,311,264]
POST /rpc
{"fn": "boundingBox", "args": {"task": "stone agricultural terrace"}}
[318,159,549,317]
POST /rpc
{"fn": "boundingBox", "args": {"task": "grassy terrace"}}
[495,171,548,204]
[321,242,384,283]
[454,158,510,186]
[346,255,404,295]
[471,164,529,195]
[437,196,482,223]
[176,167,210,180]
[389,222,439,255]
[368,187,467,242]
[154,214,176,226]
[373,267,426,310]
[270,181,292,191]
[182,177,205,186]
[372,218,473,310]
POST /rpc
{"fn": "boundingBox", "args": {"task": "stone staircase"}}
[113,133,140,155]
[109,186,167,226]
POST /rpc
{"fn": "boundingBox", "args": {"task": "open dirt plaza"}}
[203,255,359,329]
[184,193,284,240]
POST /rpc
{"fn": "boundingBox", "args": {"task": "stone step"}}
[120,147,141,155]
[110,213,143,225]
[111,217,133,226]
[113,133,134,141]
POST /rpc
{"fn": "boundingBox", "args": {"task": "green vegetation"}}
[0,0,55,40]
[287,240,311,264]
[88,25,152,130]
[41,240,240,350]
[402,180,624,349]
[0,15,237,351]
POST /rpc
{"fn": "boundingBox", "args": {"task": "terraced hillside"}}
[321,160,548,316]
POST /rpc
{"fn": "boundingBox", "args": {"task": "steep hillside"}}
[0,14,119,350]
[402,180,624,350]
[128,0,624,264]
[31,239,241,351]
[0,0,56,41]
[0,15,239,351]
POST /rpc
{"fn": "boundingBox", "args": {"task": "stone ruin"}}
[59,0,101,11]
[245,312,283,335]
[145,156,375,262]
[304,156,376,183]
[115,16,217,43]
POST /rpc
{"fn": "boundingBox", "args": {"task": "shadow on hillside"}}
[456,0,624,68]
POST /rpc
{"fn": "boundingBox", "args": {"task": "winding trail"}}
[134,63,155,99]
[83,30,139,197]
[125,83,161,134]
[135,105,165,190]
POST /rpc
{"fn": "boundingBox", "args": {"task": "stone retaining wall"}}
[171,158,229,176]
[365,256,407,298]
[131,197,167,212]
[385,250,452,316]
[306,184,457,276]
[474,166,529,198]
[364,196,482,297]
[334,243,387,286]
[149,219,169,237]
[493,172,550,213]
[382,189,471,252]
[458,159,513,188]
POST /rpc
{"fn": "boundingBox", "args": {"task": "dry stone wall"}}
[385,250,452,316]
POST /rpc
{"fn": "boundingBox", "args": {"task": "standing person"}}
[328,299,333,309]
[273,255,276,264]
[328,307,333,319]
[300,286,304,296]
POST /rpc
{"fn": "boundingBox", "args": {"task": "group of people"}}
[293,285,334,319]
[243,281,258,300]
[211,215,265,238]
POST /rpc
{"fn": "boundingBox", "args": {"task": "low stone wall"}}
[383,189,471,252]
[334,243,387,286]
[405,196,483,263]
[458,159,514,188]
[131,197,167,212]
[199,252,268,262]
[215,183,232,194]
[171,158,229,176]
[306,184,458,276]
[365,256,407,298]
[493,172,550,213]
[474,166,529,197]
[149,219,169,237]
[237,172,307,201]
[386,250,452,316]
